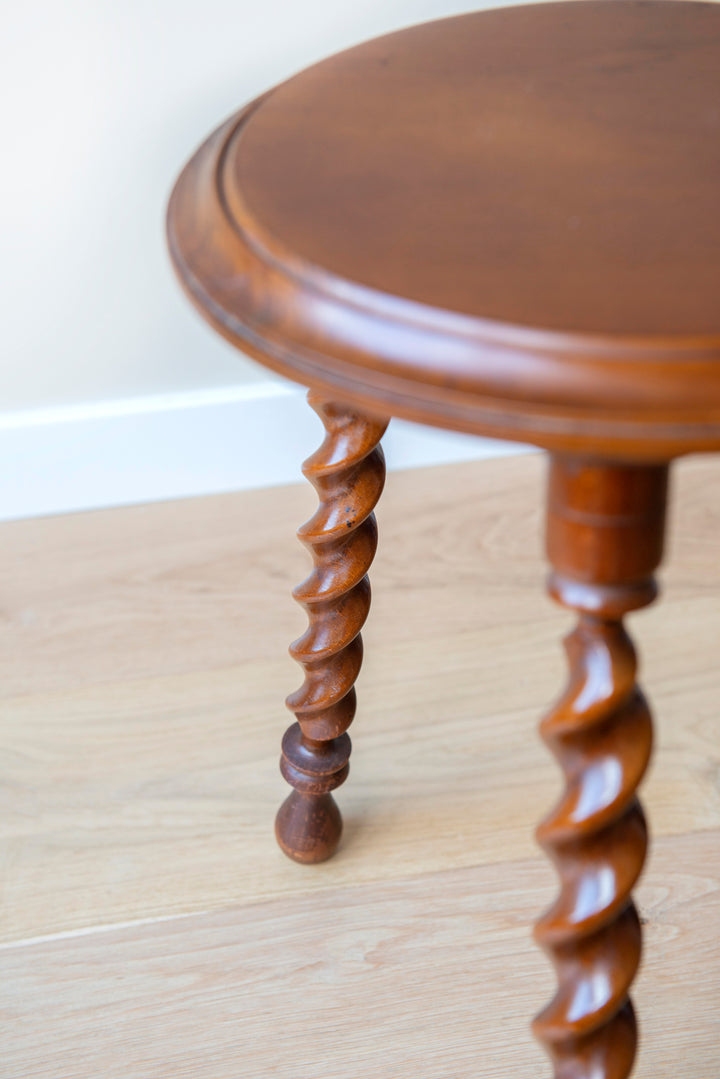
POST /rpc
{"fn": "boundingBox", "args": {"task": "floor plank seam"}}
[0,909,213,952]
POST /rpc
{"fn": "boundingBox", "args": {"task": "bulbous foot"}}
[275,791,343,864]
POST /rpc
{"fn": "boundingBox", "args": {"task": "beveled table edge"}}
[167,102,720,461]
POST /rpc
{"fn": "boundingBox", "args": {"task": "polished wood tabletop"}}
[169,0,720,458]
[167,5,720,1078]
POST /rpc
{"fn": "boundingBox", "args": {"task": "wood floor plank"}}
[1,453,719,1075]
[1,459,719,939]
[2,833,717,1078]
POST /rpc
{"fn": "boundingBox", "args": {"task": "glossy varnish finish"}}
[535,460,668,1078]
[276,394,388,863]
[3,454,720,1076]
[232,7,720,336]
[165,4,720,1077]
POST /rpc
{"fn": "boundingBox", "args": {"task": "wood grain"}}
[535,460,669,1077]
[1,454,719,1076]
[2,836,717,1078]
[168,2,720,458]
[277,393,388,863]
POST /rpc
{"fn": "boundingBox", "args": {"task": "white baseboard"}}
[0,382,530,522]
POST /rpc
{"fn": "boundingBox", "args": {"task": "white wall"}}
[0,0,528,519]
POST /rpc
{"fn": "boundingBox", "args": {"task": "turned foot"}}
[533,457,668,1078]
[275,393,388,863]
[275,792,343,864]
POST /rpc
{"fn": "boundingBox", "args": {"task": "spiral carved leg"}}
[533,457,669,1079]
[275,393,388,864]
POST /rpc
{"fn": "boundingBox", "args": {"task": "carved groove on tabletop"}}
[532,576,654,1078]
[275,392,388,863]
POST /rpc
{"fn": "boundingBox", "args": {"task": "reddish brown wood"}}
[165,4,720,1075]
[534,458,668,1078]
[275,393,387,863]
[167,1,720,459]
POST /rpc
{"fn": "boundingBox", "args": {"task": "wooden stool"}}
[167,3,720,1075]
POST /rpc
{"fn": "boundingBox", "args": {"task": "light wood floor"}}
[2,452,718,1078]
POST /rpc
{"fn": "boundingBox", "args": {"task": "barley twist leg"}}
[275,392,388,863]
[533,457,669,1078]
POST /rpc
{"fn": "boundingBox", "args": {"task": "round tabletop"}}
[168,0,720,459]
